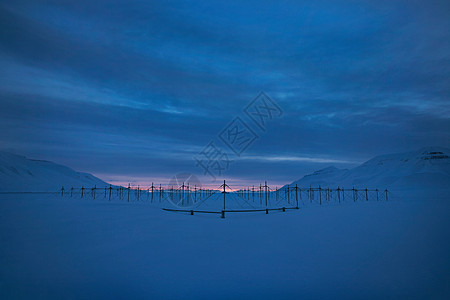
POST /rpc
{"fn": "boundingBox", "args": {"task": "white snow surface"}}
[286,146,450,190]
[0,148,450,299]
[0,189,449,299]
[0,152,108,191]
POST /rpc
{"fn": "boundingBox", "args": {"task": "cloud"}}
[241,155,357,164]
[0,0,449,185]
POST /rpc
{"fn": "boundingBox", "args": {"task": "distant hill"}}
[285,147,450,190]
[0,152,109,191]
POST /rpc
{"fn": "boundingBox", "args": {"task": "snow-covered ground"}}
[1,188,449,299]
[1,148,449,299]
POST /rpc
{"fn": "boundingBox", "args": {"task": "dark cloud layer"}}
[0,0,449,187]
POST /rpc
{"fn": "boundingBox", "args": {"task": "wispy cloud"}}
[241,155,358,164]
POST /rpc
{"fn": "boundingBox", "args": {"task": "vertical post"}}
[159,184,162,202]
[286,185,290,204]
[61,186,64,197]
[222,180,226,219]
[295,184,299,208]
[259,183,262,205]
[337,187,340,204]
[223,180,226,211]
[109,185,112,201]
[183,184,185,204]
[71,187,73,197]
[319,186,322,205]
[265,181,268,207]
[81,186,84,198]
[137,185,140,201]
[93,185,96,200]
[352,187,355,202]
[151,183,154,203]
[181,182,185,206]
[127,183,130,202]
[187,183,190,205]
[385,189,388,201]
[252,185,254,202]
[376,189,379,201]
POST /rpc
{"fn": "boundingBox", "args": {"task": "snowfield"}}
[1,147,450,299]
[1,189,449,299]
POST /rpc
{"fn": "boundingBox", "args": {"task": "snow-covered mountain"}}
[286,147,450,190]
[0,152,109,191]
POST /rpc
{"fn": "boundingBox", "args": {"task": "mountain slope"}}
[287,166,349,188]
[287,147,450,190]
[0,152,109,191]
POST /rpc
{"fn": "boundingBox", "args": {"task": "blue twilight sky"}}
[0,0,449,187]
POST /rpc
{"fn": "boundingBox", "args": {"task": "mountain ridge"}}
[0,151,109,191]
[285,146,450,190]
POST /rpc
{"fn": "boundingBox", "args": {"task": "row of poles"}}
[60,181,388,219]
[59,183,217,203]
[60,184,388,204]
[235,185,389,205]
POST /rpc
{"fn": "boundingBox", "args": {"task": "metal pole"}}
[223,180,226,210]
[222,180,226,219]
[151,183,154,203]
[287,185,290,204]
[319,186,321,205]
[265,181,268,207]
